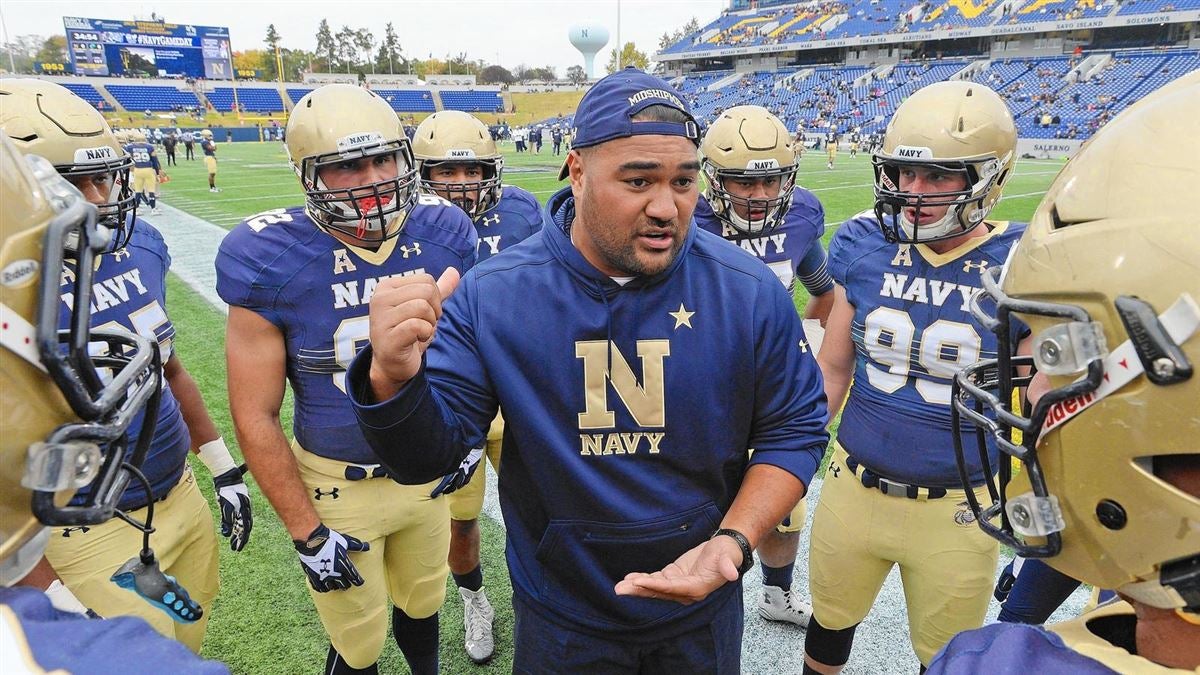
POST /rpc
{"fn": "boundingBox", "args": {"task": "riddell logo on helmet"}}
[895,146,933,159]
[1042,391,1097,431]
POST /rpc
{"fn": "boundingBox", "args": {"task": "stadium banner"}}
[35,62,72,74]
[1018,138,1084,160]
[656,9,1200,61]
[424,74,478,86]
[63,16,233,79]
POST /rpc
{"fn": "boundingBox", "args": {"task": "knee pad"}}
[804,617,859,668]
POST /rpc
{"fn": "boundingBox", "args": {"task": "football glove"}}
[294,524,370,593]
[213,465,253,552]
[198,438,253,552]
[430,446,484,498]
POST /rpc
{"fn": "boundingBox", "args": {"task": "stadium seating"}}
[59,82,106,108]
[440,90,504,113]
[207,87,285,113]
[105,84,200,111]
[372,89,437,112]
[286,87,315,104]
[661,0,1192,53]
[672,47,1195,142]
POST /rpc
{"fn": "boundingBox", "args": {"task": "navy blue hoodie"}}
[349,186,829,640]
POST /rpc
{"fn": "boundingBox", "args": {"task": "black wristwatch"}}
[711,528,754,577]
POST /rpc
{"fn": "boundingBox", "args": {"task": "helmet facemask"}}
[872,154,1007,244]
[952,265,1200,611]
[55,153,137,252]
[703,160,797,236]
[418,157,504,219]
[298,138,420,243]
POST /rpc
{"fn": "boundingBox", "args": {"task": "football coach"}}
[346,68,829,673]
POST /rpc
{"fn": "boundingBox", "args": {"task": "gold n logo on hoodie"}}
[575,340,670,429]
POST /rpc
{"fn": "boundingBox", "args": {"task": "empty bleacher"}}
[440,90,503,113]
[105,84,200,111]
[59,82,106,108]
[207,87,285,113]
[372,89,436,112]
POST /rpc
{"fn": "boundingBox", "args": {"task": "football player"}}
[216,84,477,675]
[695,105,836,629]
[825,129,838,170]
[0,79,251,653]
[410,109,542,663]
[933,71,1199,673]
[200,129,219,193]
[848,131,859,159]
[0,130,228,673]
[126,130,166,215]
[804,81,1025,672]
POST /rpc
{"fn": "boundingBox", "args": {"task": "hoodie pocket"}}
[533,501,725,630]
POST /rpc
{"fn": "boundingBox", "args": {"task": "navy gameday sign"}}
[64,16,233,79]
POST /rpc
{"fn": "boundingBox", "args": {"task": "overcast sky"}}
[1,0,725,73]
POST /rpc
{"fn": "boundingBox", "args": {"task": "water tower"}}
[569,25,610,79]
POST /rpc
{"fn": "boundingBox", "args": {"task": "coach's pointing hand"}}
[367,267,460,401]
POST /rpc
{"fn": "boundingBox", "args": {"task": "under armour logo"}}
[830,465,841,478]
[61,526,91,537]
[313,487,340,500]
[962,260,988,273]
[319,559,333,573]
[799,340,809,353]
[478,213,501,227]
[112,248,132,262]
[399,242,422,258]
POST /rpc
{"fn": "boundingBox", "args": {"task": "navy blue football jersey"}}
[928,601,1158,674]
[201,140,216,157]
[694,191,825,292]
[829,214,1026,487]
[472,185,542,262]
[59,220,190,509]
[127,141,158,170]
[215,198,477,463]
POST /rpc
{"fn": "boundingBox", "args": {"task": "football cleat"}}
[459,586,495,663]
[758,585,812,628]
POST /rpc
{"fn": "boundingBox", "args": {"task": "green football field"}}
[155,141,1064,673]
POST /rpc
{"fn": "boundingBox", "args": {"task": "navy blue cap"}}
[559,67,699,180]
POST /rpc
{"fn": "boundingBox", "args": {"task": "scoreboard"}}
[63,16,233,79]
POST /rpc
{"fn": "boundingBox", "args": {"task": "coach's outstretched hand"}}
[614,535,743,605]
[367,268,460,401]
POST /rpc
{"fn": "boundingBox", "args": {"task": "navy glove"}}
[214,465,252,551]
[430,446,484,498]
[294,524,369,593]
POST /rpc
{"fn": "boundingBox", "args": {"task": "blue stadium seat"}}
[207,87,285,113]
[105,84,200,111]
[60,82,106,108]
[439,90,504,113]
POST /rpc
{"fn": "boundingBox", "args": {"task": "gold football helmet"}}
[199,128,213,139]
[285,84,419,241]
[411,110,503,218]
[873,81,1016,243]
[700,105,799,235]
[0,78,136,250]
[0,133,162,586]
[952,72,1200,615]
